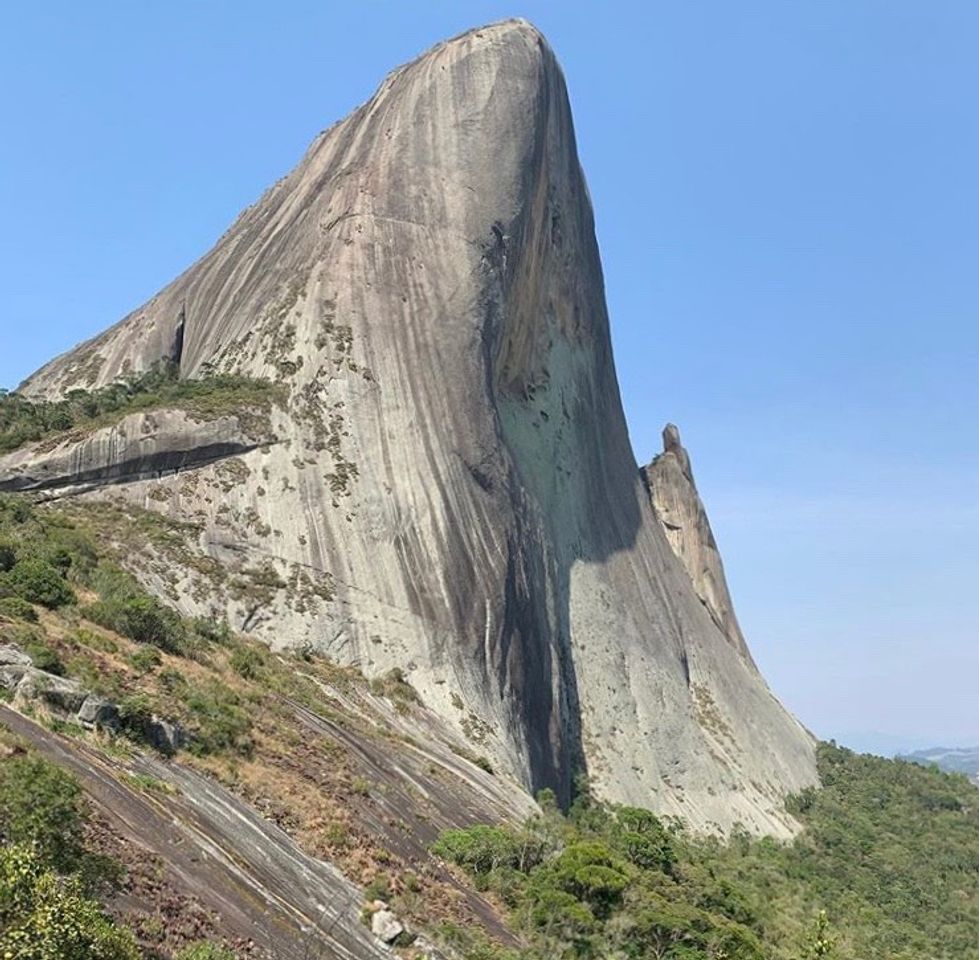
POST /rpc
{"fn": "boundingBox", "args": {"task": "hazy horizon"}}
[3,1,977,751]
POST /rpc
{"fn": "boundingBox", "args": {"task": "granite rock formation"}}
[5,20,816,834]
[642,424,752,665]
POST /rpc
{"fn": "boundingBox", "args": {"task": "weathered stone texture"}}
[6,20,816,835]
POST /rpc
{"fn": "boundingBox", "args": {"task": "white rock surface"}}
[6,20,816,834]
[370,909,405,944]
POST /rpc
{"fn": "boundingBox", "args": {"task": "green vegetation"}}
[5,557,76,608]
[0,753,88,872]
[182,679,253,757]
[0,844,139,960]
[0,494,254,758]
[0,595,38,621]
[0,494,91,613]
[4,493,979,959]
[228,645,267,680]
[0,363,282,454]
[21,638,65,676]
[84,566,189,654]
[434,745,979,960]
[0,751,136,959]
[176,944,237,960]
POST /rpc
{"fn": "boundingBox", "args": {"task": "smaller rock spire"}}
[661,422,692,481]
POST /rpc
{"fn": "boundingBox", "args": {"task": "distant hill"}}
[900,746,979,785]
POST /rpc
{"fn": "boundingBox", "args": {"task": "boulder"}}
[141,716,186,755]
[0,643,32,667]
[16,669,88,714]
[0,663,30,691]
[77,695,122,732]
[370,909,405,945]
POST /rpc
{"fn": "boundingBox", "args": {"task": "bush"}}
[24,639,65,676]
[432,825,541,875]
[0,844,139,960]
[85,595,185,653]
[0,754,86,871]
[0,541,16,572]
[191,617,234,646]
[0,596,37,622]
[229,645,265,680]
[127,644,162,675]
[364,872,392,901]
[0,496,32,524]
[183,681,253,756]
[5,557,75,608]
[117,693,155,734]
[176,943,237,960]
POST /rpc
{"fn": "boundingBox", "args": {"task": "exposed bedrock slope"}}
[10,20,816,834]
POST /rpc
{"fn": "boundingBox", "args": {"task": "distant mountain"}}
[900,746,979,785]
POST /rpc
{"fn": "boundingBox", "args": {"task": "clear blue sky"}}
[2,2,977,754]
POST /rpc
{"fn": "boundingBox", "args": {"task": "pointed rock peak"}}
[660,422,693,481]
[644,425,753,666]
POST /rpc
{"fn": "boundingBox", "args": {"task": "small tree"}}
[5,558,75,608]
[0,844,139,960]
[801,910,835,959]
[0,755,86,872]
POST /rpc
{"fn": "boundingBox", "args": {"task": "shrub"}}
[182,680,253,756]
[127,644,162,675]
[472,753,495,774]
[0,596,37,622]
[229,645,265,680]
[432,825,533,875]
[0,541,16,572]
[24,639,65,676]
[191,616,234,646]
[117,693,155,736]
[177,944,237,960]
[0,844,139,960]
[5,557,75,608]
[85,595,185,653]
[364,871,392,901]
[0,496,32,524]
[370,666,420,705]
[0,754,85,871]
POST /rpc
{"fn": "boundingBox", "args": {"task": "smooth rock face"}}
[642,424,752,664]
[8,20,816,834]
